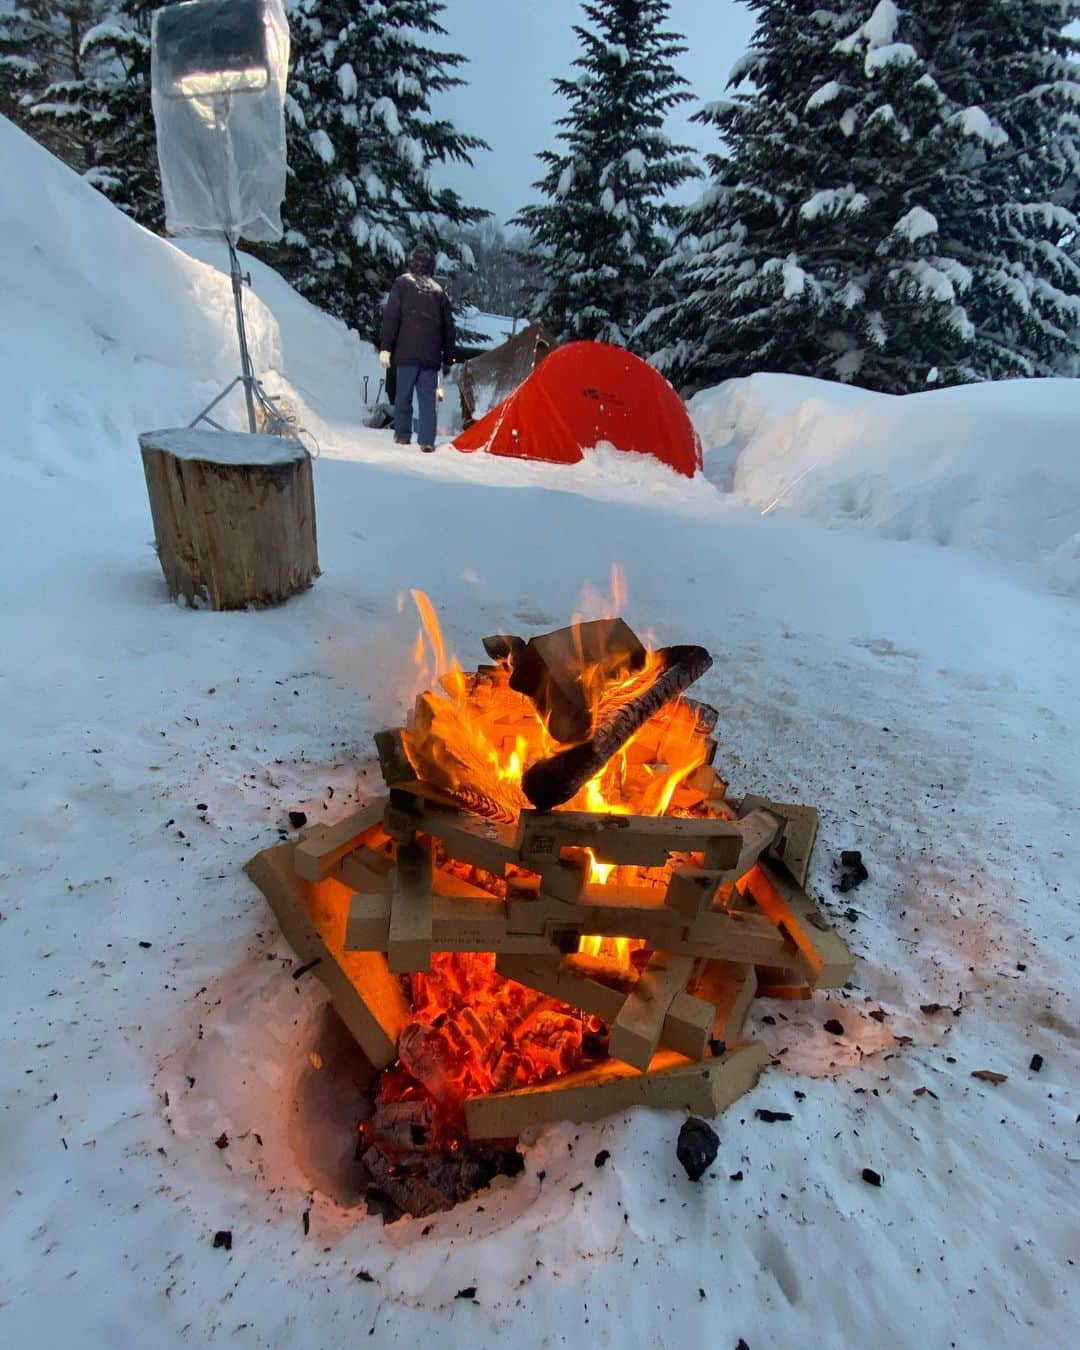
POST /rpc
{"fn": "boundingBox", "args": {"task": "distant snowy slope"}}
[0,116,376,473]
[691,373,1080,596]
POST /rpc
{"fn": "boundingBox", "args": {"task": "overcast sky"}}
[431,0,756,223]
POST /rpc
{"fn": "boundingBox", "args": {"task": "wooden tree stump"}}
[139,428,319,610]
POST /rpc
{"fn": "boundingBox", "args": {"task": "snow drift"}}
[691,373,1080,597]
[0,114,376,476]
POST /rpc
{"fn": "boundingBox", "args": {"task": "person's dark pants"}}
[393,363,438,446]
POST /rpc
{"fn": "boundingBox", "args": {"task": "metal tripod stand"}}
[189,235,292,436]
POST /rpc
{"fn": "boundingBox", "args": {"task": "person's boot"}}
[394,437,410,446]
[419,443,436,453]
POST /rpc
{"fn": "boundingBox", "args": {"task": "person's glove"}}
[442,363,452,378]
[379,350,391,368]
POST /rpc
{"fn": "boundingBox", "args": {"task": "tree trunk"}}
[139,428,319,610]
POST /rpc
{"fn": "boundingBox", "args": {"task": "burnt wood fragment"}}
[521,644,713,809]
[506,618,648,744]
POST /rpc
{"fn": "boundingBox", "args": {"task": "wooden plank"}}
[346,891,544,955]
[517,810,743,869]
[387,839,434,973]
[244,843,409,1069]
[531,854,590,904]
[728,808,785,880]
[692,961,757,1043]
[680,907,794,964]
[542,902,686,950]
[740,797,820,888]
[293,797,389,881]
[496,955,627,1021]
[497,956,712,1063]
[744,861,853,988]
[464,1042,770,1139]
[390,788,520,875]
[665,865,724,919]
[663,991,716,1061]
[337,847,395,894]
[609,953,694,1071]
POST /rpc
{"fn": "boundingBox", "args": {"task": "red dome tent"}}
[452,341,701,478]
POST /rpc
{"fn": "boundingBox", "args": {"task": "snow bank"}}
[690,372,1080,596]
[0,114,377,477]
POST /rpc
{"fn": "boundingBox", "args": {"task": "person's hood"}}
[406,244,436,277]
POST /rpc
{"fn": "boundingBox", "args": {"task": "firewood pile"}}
[244,609,854,1213]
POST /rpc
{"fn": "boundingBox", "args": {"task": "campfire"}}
[246,581,853,1218]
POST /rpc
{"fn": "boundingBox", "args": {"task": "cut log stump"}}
[139,428,319,610]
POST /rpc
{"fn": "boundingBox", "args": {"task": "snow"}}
[336,62,357,102]
[461,308,517,349]
[806,80,843,111]
[956,106,1010,148]
[309,127,334,164]
[800,184,870,220]
[2,116,1079,1349]
[371,95,401,136]
[894,205,939,241]
[862,0,900,48]
[865,43,919,74]
[140,427,309,467]
[690,372,1080,596]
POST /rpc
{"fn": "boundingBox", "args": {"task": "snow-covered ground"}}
[1,119,1077,1349]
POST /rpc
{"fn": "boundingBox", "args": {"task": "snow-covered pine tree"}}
[0,4,42,131]
[282,0,486,338]
[32,0,162,229]
[641,0,1080,392]
[514,0,698,347]
[1,2,107,168]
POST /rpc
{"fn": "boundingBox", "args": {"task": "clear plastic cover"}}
[151,0,290,243]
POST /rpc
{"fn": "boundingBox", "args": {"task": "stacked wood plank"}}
[244,776,853,1137]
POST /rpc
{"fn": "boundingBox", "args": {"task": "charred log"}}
[521,645,713,810]
[486,618,648,744]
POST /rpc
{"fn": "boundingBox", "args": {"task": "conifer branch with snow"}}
[642,0,1080,392]
[280,0,488,338]
[515,0,699,349]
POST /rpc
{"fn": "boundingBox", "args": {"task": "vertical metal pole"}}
[227,234,258,434]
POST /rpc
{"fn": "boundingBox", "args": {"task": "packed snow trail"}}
[1,118,1077,1349]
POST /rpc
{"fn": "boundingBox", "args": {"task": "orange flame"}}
[402,580,710,967]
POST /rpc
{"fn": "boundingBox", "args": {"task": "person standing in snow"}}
[379,243,455,453]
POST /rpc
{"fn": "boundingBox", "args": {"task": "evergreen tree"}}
[32,1,162,229]
[443,220,541,318]
[514,0,698,347]
[642,0,1080,392]
[282,0,487,338]
[1,2,108,168]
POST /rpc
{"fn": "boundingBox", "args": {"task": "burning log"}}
[521,644,714,810]
[486,617,648,744]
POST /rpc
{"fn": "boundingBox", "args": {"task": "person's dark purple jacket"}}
[379,245,456,371]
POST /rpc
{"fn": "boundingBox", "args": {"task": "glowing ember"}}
[361,952,602,1156]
